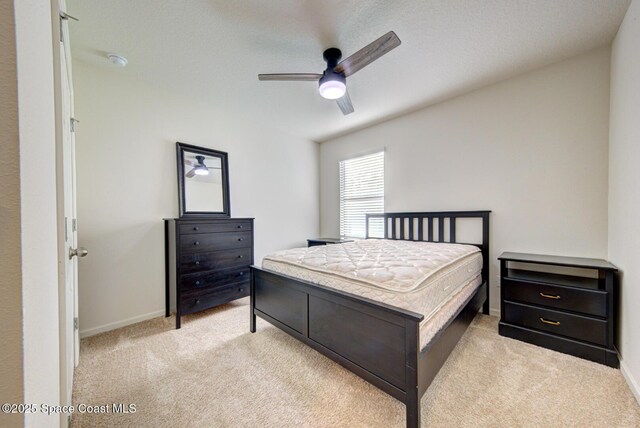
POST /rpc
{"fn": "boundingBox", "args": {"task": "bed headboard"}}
[365,210,491,286]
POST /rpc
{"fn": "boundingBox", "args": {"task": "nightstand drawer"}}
[503,301,607,346]
[502,278,607,317]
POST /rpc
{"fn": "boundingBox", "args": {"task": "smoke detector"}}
[107,53,128,67]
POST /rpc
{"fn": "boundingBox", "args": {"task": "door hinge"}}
[59,11,78,42]
[59,11,79,22]
[70,118,79,132]
[72,218,77,232]
[74,317,79,331]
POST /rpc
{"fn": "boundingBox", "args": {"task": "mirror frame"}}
[176,142,230,218]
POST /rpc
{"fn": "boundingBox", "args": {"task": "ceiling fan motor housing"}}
[321,47,346,86]
[323,48,342,68]
[319,47,346,99]
[319,70,346,86]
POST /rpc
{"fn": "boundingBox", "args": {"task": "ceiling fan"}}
[185,155,220,178]
[258,31,401,115]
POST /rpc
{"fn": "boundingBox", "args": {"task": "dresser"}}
[498,252,618,367]
[164,217,254,328]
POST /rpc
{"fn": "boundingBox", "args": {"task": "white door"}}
[59,1,82,409]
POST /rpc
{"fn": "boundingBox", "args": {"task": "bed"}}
[250,211,490,428]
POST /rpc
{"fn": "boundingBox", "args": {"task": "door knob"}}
[69,246,88,260]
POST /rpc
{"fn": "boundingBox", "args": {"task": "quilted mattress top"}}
[262,239,480,293]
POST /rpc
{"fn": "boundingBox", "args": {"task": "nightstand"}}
[498,252,618,367]
[307,238,354,247]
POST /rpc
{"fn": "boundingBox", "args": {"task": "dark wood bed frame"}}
[250,211,490,428]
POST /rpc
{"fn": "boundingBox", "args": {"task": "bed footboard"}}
[250,266,424,426]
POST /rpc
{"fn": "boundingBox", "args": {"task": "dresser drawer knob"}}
[195,280,201,286]
[193,227,199,231]
[195,299,200,305]
[238,272,245,277]
[539,292,561,300]
[540,317,560,326]
[237,225,243,229]
[238,255,243,259]
[238,238,243,242]
[195,261,200,265]
[238,287,244,292]
[194,241,200,246]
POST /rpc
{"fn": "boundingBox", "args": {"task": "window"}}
[339,151,384,238]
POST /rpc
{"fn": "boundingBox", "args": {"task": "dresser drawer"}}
[502,278,607,317]
[180,231,252,253]
[181,282,250,315]
[179,220,252,235]
[179,247,252,274]
[180,266,250,291]
[503,301,607,346]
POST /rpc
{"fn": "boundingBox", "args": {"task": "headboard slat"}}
[411,218,415,241]
[450,219,456,243]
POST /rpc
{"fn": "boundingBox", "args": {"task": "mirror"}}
[176,142,230,217]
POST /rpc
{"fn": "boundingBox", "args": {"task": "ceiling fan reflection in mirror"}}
[185,155,221,178]
[258,31,401,115]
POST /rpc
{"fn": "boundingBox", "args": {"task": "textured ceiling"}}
[68,0,630,142]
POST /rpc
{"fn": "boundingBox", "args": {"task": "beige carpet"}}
[72,298,640,427]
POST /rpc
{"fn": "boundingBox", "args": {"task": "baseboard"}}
[621,359,640,405]
[80,310,165,338]
[489,308,500,317]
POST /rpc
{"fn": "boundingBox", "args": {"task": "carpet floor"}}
[72,298,640,427]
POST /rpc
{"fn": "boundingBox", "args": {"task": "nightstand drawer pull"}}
[539,292,561,300]
[539,317,560,326]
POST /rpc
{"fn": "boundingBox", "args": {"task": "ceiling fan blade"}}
[258,73,322,81]
[336,90,354,115]
[334,31,401,77]
[186,168,196,178]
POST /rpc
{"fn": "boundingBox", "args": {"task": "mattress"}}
[262,239,483,349]
[419,276,482,348]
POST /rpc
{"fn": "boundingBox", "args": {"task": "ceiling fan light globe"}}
[319,80,346,100]
[194,168,209,176]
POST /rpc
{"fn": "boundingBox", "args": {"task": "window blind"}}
[339,151,384,238]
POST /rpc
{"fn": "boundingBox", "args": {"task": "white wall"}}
[609,0,640,402]
[73,61,319,336]
[14,0,61,427]
[0,1,24,426]
[320,48,611,313]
